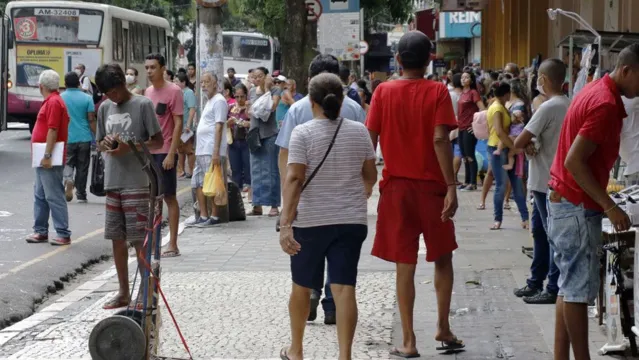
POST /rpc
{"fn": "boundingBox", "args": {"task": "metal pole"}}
[360,8,364,78]
[568,35,573,99]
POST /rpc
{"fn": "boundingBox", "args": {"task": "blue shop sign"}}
[439,11,481,39]
[320,0,360,13]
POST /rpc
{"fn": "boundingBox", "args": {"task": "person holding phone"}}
[144,53,184,258]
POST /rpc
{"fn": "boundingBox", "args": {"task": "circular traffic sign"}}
[306,0,322,21]
[359,40,369,55]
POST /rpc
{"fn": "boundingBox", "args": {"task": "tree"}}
[225,0,414,87]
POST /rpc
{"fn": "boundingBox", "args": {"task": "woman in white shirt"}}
[278,73,377,360]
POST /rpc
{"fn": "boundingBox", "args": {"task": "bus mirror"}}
[7,30,13,49]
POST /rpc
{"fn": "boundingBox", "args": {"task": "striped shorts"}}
[191,155,227,189]
[105,188,150,243]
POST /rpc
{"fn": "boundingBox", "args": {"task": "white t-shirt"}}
[196,93,228,156]
[620,97,639,176]
[80,75,93,95]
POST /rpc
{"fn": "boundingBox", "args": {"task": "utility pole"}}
[194,0,229,222]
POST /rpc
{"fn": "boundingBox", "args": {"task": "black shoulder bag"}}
[276,117,344,232]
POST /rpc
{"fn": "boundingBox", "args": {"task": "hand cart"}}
[88,141,193,360]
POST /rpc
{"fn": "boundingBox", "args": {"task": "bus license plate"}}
[34,8,80,17]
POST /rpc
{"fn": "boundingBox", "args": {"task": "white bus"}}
[5,1,172,132]
[223,31,281,77]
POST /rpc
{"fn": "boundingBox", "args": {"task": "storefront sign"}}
[439,11,481,39]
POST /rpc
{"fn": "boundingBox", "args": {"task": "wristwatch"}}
[43,153,52,159]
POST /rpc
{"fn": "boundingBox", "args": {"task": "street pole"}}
[195,0,228,222]
[359,8,364,78]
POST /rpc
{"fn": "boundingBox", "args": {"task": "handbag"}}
[247,127,261,152]
[276,117,344,232]
[89,151,106,197]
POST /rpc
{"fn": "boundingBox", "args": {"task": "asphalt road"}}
[0,124,192,329]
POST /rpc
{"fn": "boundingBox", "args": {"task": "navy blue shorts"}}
[291,224,367,289]
[152,154,178,196]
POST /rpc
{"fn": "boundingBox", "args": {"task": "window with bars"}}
[112,18,123,61]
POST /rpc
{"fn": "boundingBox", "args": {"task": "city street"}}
[0,126,192,330]
[0,185,616,359]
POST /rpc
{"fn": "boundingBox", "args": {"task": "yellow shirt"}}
[486,101,511,147]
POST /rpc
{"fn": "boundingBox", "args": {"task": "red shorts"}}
[372,177,457,264]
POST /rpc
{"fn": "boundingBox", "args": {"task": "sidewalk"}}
[0,185,617,359]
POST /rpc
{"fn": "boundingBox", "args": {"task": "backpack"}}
[81,75,104,104]
[89,152,106,197]
[472,110,489,140]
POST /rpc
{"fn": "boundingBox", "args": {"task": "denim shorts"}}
[291,224,367,290]
[546,190,603,304]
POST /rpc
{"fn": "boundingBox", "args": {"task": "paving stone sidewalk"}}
[0,186,622,359]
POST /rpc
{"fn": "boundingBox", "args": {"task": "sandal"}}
[435,336,465,351]
[389,347,420,358]
[477,204,486,210]
[268,208,280,217]
[161,249,181,258]
[522,220,529,230]
[490,222,502,231]
[503,202,511,210]
[280,347,291,360]
[103,295,130,310]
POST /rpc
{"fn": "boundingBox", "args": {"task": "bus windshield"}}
[223,35,271,61]
[11,7,104,45]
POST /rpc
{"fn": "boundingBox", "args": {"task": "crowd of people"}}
[25,27,639,359]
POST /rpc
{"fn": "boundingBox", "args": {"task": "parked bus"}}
[222,31,281,77]
[5,1,172,132]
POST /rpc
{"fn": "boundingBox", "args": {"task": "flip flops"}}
[436,337,465,351]
[161,249,181,258]
[102,296,129,310]
[389,347,420,358]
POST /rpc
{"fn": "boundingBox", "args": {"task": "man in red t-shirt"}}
[547,45,639,359]
[367,31,462,356]
[27,70,72,246]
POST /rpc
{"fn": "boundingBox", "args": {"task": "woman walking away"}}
[228,84,251,192]
[486,82,529,230]
[248,68,281,217]
[457,70,486,191]
[279,73,377,360]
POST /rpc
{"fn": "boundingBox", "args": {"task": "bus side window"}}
[113,19,123,62]
[129,22,136,63]
[159,28,166,60]
[142,24,151,56]
[150,26,158,54]
[135,23,143,63]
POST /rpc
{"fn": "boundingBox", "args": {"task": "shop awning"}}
[556,29,639,52]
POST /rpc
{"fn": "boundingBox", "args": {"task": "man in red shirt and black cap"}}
[367,30,463,357]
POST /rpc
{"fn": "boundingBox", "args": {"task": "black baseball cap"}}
[397,31,432,70]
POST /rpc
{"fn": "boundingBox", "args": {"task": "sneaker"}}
[461,185,477,192]
[50,237,71,246]
[324,311,336,325]
[308,294,319,321]
[185,216,205,227]
[26,233,48,243]
[523,291,557,305]
[77,199,88,204]
[65,181,74,202]
[77,195,88,204]
[513,285,540,298]
[195,217,221,228]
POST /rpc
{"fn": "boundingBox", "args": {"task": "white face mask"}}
[125,75,135,84]
[536,82,546,96]
[74,69,82,76]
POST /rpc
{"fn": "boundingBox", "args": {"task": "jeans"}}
[34,166,71,238]
[527,191,559,294]
[250,135,281,207]
[488,146,529,222]
[311,270,335,312]
[459,129,478,185]
[63,141,91,199]
[547,191,602,303]
[228,140,251,187]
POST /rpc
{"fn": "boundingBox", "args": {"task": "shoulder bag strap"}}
[301,117,344,192]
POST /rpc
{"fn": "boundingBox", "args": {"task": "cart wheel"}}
[89,315,146,360]
[114,308,144,327]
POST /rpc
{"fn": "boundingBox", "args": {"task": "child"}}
[493,114,524,171]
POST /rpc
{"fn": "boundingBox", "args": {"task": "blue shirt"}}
[61,88,94,144]
[275,95,366,149]
[182,88,197,128]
